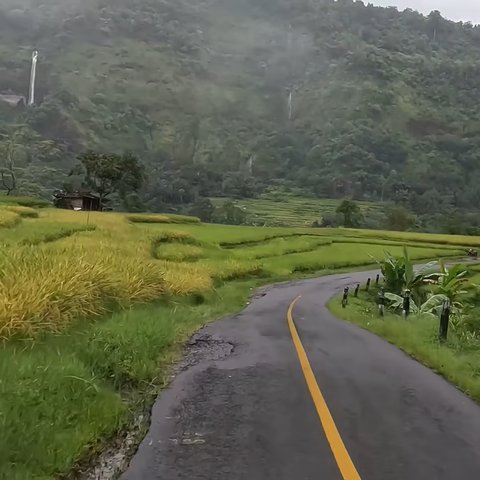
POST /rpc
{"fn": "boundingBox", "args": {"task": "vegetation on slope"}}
[1,1,480,232]
[329,251,480,404]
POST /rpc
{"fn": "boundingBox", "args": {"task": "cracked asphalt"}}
[121,270,480,479]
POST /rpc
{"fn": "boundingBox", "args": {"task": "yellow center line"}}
[287,296,361,480]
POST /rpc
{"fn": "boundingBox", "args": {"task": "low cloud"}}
[368,1,480,24]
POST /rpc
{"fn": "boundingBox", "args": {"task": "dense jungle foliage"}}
[1,0,480,230]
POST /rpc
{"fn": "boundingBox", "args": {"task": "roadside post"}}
[402,289,411,318]
[354,283,360,297]
[342,287,349,308]
[377,287,385,317]
[375,274,380,286]
[439,299,451,342]
[366,278,371,291]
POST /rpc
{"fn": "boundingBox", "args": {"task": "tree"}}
[189,198,214,222]
[213,201,247,225]
[336,199,363,227]
[379,247,438,302]
[385,206,415,231]
[0,127,27,195]
[74,151,144,208]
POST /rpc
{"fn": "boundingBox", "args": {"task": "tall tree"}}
[336,199,363,227]
[0,126,28,195]
[74,151,144,208]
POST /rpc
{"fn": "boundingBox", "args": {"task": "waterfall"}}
[288,90,293,121]
[28,50,38,106]
[246,155,255,175]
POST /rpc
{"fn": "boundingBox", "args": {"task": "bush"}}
[314,212,342,228]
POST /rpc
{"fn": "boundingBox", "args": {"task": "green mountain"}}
[1,0,480,223]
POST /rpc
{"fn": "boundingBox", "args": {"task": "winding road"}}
[121,270,480,479]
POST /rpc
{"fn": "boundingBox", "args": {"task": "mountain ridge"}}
[1,0,480,230]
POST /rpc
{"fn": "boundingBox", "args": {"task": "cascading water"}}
[28,50,38,106]
[288,90,293,121]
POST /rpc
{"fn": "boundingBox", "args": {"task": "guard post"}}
[439,299,451,342]
[342,287,349,308]
[402,289,411,318]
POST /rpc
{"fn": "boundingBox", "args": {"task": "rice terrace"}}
[2,195,480,479]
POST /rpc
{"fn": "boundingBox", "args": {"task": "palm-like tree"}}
[426,259,469,311]
[379,246,437,301]
[385,292,449,317]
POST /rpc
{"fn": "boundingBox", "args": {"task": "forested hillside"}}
[1,0,480,227]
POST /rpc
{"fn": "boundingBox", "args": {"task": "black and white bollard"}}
[402,289,411,318]
[439,299,451,342]
[342,287,349,308]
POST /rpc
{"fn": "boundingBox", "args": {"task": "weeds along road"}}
[121,270,480,480]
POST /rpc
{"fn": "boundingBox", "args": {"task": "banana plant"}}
[403,246,438,292]
[385,292,449,317]
[378,246,438,300]
[378,251,406,294]
[425,259,468,311]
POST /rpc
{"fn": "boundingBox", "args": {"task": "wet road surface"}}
[121,270,480,479]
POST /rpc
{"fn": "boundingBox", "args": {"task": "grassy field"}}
[211,194,385,227]
[0,203,475,479]
[329,293,480,403]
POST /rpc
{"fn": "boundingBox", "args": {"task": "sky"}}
[368,1,480,24]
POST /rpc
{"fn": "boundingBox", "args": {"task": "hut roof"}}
[0,94,26,107]
[54,191,99,200]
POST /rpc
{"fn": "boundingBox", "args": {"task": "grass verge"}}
[0,280,260,480]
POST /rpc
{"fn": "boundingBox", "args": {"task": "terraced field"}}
[0,201,474,480]
[211,195,385,227]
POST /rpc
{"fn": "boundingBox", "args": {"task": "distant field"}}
[0,201,473,479]
[211,195,384,227]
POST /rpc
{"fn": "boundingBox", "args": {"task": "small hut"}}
[53,191,101,211]
[0,94,26,107]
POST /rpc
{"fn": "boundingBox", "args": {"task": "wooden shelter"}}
[0,94,26,107]
[53,191,101,211]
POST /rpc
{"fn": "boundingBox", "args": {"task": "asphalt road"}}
[121,270,480,480]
